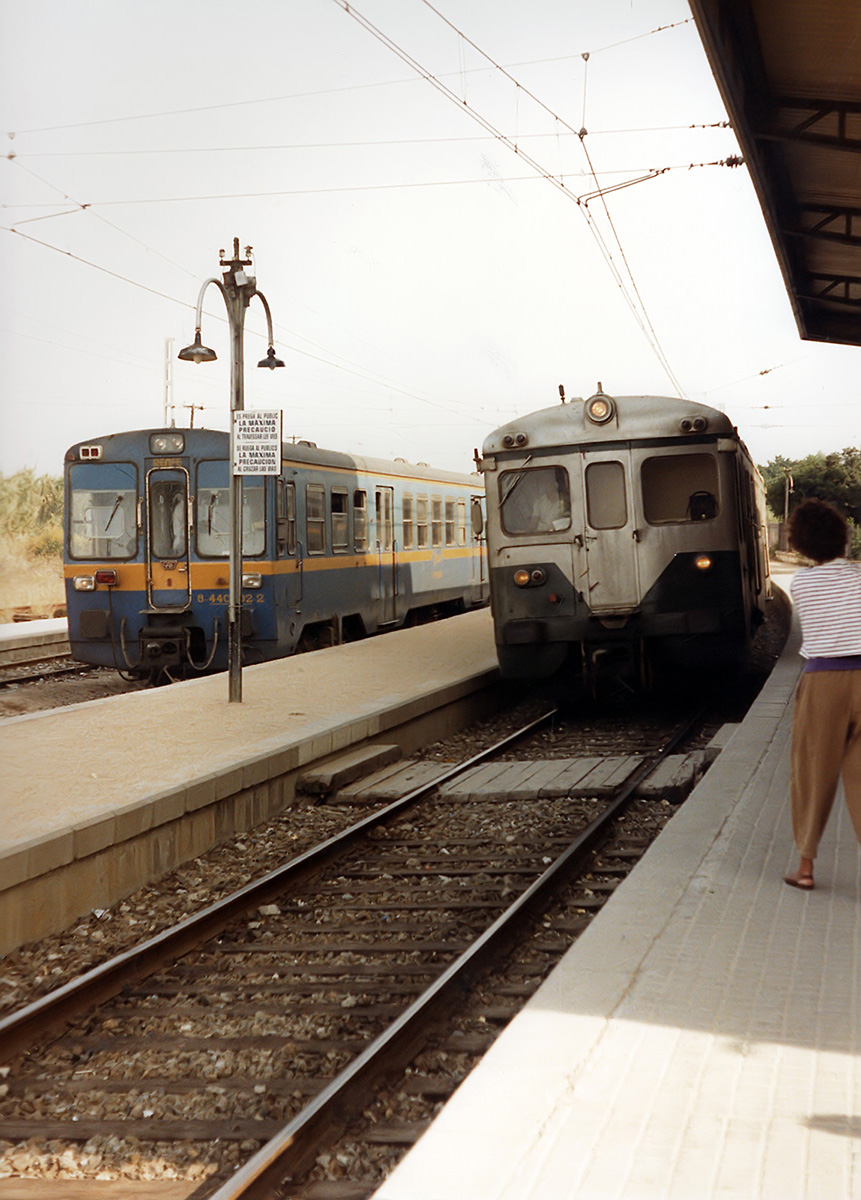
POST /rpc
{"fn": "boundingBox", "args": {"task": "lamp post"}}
[178,238,284,702]
[782,466,794,551]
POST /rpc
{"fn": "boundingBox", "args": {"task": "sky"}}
[1,0,858,482]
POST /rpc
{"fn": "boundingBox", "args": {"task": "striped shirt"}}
[790,558,861,659]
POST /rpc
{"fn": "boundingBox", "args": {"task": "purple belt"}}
[804,655,861,673]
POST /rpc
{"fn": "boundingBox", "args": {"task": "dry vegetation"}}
[0,470,65,622]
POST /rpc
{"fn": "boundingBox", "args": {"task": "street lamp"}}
[178,238,284,702]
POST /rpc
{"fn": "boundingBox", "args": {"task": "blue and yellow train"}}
[64,427,487,680]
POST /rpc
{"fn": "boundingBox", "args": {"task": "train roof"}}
[64,428,481,488]
[482,391,742,456]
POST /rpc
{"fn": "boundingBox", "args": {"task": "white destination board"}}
[233,409,282,475]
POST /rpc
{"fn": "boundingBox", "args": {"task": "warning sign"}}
[233,410,282,476]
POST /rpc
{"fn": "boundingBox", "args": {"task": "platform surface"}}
[0,608,496,856]
[374,579,861,1200]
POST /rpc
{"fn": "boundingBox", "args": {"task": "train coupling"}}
[139,624,189,670]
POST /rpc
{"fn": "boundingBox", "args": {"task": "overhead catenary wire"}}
[4,124,731,159]
[5,225,494,429]
[4,17,695,139]
[335,0,686,396]
[1,158,744,213]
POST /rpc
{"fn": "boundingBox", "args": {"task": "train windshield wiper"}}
[499,456,533,509]
[104,494,123,532]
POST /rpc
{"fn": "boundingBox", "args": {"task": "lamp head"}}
[258,346,285,369]
[178,330,217,364]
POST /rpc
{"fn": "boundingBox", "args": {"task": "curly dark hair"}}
[788,498,848,563]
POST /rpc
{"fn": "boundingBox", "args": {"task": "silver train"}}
[477,386,771,687]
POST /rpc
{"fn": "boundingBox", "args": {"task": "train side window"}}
[306,483,326,554]
[277,480,296,556]
[376,487,394,551]
[457,498,467,546]
[445,499,456,546]
[353,490,367,552]
[402,494,415,550]
[431,497,443,547]
[196,463,264,556]
[585,461,627,530]
[642,453,719,524]
[68,462,138,559]
[416,496,429,548]
[499,466,571,535]
[331,487,349,552]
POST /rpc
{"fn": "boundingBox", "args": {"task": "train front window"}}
[499,466,571,535]
[69,462,137,559]
[195,462,265,556]
[585,461,627,530]
[642,453,719,524]
[150,479,187,558]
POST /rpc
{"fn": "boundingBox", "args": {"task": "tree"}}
[759,449,861,525]
[759,448,861,558]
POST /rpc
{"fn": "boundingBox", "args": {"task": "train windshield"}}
[641,453,719,524]
[499,466,571,535]
[68,462,137,559]
[196,462,265,556]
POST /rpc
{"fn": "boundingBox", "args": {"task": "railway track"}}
[0,704,705,1198]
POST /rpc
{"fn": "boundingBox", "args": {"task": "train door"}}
[470,494,488,599]
[579,452,640,611]
[145,466,191,609]
[276,478,300,603]
[376,486,397,623]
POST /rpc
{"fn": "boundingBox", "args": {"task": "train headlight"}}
[694,555,713,571]
[514,568,547,587]
[502,432,529,448]
[150,432,185,454]
[585,393,615,424]
[73,576,96,591]
[241,572,263,588]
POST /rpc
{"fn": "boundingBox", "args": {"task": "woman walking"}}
[786,498,861,889]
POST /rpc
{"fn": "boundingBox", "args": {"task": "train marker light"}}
[585,389,615,424]
[694,555,713,571]
[150,433,185,454]
[94,569,118,586]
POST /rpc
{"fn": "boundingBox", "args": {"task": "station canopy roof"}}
[689,0,861,347]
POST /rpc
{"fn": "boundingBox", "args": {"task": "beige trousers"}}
[790,669,861,859]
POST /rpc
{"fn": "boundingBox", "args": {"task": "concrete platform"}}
[0,617,69,666]
[372,595,861,1199]
[0,609,499,953]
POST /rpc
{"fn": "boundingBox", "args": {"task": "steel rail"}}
[205,710,702,1200]
[0,707,558,1062]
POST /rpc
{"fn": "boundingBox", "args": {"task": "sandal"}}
[784,871,815,890]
